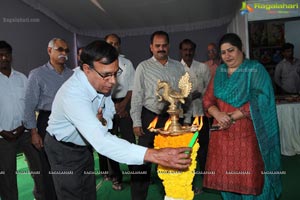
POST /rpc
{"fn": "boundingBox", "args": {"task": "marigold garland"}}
[154,132,199,200]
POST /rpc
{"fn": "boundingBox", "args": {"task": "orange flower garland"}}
[154,132,199,200]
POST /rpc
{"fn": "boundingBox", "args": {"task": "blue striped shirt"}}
[23,62,73,129]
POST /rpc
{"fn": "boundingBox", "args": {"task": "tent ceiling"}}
[22,0,242,37]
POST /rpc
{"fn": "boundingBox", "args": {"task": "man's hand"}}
[0,130,18,142]
[14,125,25,138]
[96,108,104,120]
[97,108,107,126]
[133,126,144,137]
[115,102,128,118]
[144,147,192,170]
[0,125,26,142]
[31,128,43,150]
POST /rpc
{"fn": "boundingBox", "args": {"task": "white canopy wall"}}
[1,0,244,74]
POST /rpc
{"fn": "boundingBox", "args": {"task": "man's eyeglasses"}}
[53,46,70,53]
[208,49,217,54]
[91,66,123,80]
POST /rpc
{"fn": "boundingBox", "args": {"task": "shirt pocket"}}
[14,85,26,101]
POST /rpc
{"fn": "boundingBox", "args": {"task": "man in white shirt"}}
[97,33,136,190]
[44,40,191,199]
[179,39,211,194]
[179,39,211,124]
[0,41,44,200]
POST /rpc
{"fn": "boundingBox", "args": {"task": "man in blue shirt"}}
[24,38,73,200]
[44,40,191,200]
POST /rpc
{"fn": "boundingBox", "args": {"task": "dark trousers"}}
[44,133,96,200]
[192,116,211,190]
[0,131,44,200]
[196,116,210,173]
[130,107,169,200]
[98,98,136,183]
[180,116,211,173]
[36,111,57,200]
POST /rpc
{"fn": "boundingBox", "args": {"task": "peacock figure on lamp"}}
[149,72,203,200]
[150,72,199,135]
[156,72,192,112]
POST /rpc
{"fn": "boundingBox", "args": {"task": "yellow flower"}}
[154,133,199,200]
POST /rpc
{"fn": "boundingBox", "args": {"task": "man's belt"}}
[112,97,125,103]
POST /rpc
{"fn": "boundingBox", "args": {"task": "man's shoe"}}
[103,175,111,181]
[193,186,203,195]
[112,178,122,191]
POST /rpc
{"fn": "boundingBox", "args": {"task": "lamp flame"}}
[198,116,203,131]
[147,116,158,129]
[192,116,203,131]
[192,116,199,126]
[163,118,172,131]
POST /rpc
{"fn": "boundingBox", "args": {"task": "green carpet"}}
[16,154,300,200]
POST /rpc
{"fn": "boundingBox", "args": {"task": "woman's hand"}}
[214,112,232,130]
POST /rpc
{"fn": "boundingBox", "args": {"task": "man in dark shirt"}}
[274,43,300,94]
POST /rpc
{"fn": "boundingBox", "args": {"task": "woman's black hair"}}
[219,33,243,51]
